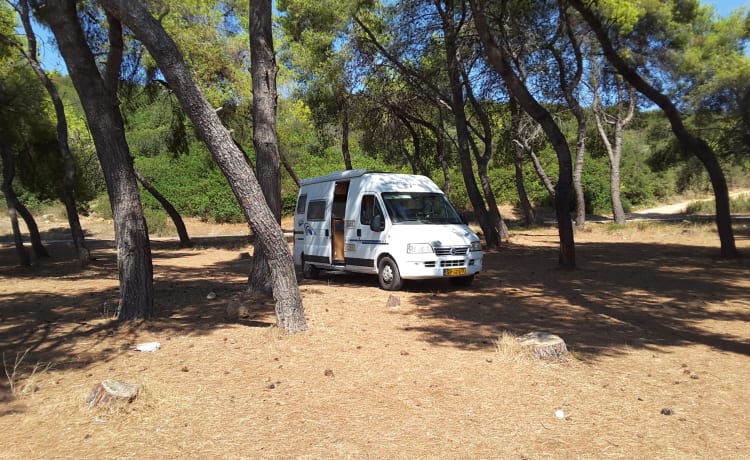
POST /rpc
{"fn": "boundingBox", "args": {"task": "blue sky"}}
[710,0,749,16]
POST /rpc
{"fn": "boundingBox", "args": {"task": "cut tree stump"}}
[86,379,139,408]
[516,332,569,359]
[385,295,400,308]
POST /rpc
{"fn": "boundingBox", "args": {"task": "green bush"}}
[90,193,113,219]
[143,207,172,236]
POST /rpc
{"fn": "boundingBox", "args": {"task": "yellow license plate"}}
[444,267,466,277]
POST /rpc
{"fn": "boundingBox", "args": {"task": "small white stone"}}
[206,292,217,300]
[555,409,565,419]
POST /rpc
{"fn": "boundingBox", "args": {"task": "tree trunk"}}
[470,0,575,267]
[510,99,536,226]
[341,94,353,170]
[247,0,284,295]
[570,0,737,258]
[592,77,635,225]
[550,8,586,230]
[45,0,154,320]
[462,63,509,241]
[17,0,89,265]
[134,170,191,248]
[1,141,30,266]
[572,129,586,230]
[439,0,500,248]
[15,200,48,259]
[279,147,301,188]
[99,0,307,332]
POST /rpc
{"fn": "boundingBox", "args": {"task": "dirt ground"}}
[1,210,749,459]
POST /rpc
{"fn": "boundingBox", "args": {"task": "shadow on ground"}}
[1,224,748,378]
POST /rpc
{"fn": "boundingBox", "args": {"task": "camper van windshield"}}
[382,192,463,224]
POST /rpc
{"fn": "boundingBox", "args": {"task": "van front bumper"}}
[397,254,483,280]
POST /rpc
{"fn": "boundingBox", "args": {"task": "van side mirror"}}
[370,214,385,232]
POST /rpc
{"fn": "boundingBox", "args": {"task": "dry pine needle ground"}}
[0,216,749,458]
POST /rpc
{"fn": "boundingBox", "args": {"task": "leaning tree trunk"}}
[471,0,575,267]
[134,170,191,248]
[570,0,736,258]
[99,0,307,332]
[1,142,30,266]
[46,0,154,320]
[15,201,48,258]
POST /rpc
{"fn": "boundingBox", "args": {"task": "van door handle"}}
[325,229,329,237]
[357,229,362,237]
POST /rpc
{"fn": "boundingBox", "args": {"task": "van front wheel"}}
[378,257,403,291]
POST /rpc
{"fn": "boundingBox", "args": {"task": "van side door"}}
[344,193,385,272]
[303,198,331,266]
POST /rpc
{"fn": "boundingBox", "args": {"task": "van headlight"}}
[470,240,482,252]
[407,243,433,254]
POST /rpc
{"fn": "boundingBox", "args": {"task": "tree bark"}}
[17,0,89,265]
[45,0,154,320]
[99,0,307,332]
[569,0,737,258]
[134,170,191,248]
[470,0,576,267]
[247,0,283,295]
[1,141,30,266]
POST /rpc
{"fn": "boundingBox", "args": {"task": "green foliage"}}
[135,147,243,223]
[0,54,61,201]
[142,207,172,236]
[90,193,113,219]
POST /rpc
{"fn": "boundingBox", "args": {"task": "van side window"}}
[296,194,307,214]
[360,195,382,225]
[307,200,326,221]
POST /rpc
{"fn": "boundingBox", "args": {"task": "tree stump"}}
[385,295,400,308]
[86,379,139,408]
[516,332,569,359]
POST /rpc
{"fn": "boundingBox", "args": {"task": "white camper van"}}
[293,169,483,290]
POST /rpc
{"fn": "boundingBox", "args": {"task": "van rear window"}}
[307,200,326,221]
[296,194,307,214]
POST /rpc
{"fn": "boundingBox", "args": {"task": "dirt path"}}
[632,189,750,215]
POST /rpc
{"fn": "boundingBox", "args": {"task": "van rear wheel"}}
[302,261,319,279]
[378,256,403,291]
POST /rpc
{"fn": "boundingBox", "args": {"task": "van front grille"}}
[434,246,469,256]
[440,259,465,268]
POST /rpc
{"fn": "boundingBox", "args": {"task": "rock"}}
[206,292,217,300]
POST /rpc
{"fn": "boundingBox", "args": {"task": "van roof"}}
[299,169,368,186]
